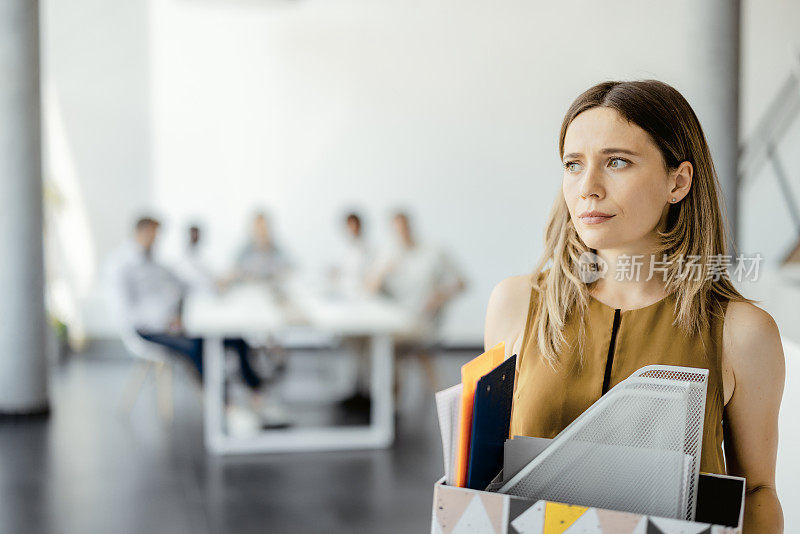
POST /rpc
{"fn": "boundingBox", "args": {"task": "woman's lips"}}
[580,215,615,225]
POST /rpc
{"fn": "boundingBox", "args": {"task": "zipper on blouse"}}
[601,308,622,395]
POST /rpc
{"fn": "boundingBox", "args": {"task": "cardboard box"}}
[431,472,745,534]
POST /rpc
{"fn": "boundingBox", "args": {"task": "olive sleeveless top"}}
[508,283,729,475]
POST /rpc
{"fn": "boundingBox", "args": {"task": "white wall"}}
[42,0,152,259]
[148,0,723,343]
[741,0,800,140]
[41,0,152,337]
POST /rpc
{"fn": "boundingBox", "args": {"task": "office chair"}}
[118,330,175,422]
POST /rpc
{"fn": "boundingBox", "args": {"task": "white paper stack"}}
[435,384,462,486]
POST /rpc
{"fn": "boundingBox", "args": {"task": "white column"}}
[686,0,741,252]
[0,0,48,414]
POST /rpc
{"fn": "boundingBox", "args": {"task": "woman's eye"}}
[564,161,582,173]
[608,157,630,169]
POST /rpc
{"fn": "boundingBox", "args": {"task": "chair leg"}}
[393,354,402,404]
[120,361,153,416]
[156,362,173,423]
[415,351,439,392]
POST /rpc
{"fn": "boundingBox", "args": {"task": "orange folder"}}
[454,342,505,487]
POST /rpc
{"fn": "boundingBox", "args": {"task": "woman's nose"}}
[578,164,605,200]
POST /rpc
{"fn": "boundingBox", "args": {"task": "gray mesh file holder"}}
[498,365,708,521]
[630,365,709,521]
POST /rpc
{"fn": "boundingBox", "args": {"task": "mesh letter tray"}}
[498,365,708,521]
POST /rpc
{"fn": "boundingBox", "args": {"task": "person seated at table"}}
[231,211,292,284]
[328,211,374,409]
[329,211,372,298]
[105,216,264,394]
[367,210,468,395]
[173,224,216,294]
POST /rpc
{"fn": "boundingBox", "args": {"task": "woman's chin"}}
[579,235,617,251]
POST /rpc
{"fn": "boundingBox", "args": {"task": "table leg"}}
[204,336,226,454]
[203,332,395,454]
[369,333,395,447]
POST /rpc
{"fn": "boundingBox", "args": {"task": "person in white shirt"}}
[367,211,467,393]
[369,211,467,339]
[105,217,184,335]
[330,212,374,409]
[329,212,372,298]
[105,217,263,390]
[172,225,216,295]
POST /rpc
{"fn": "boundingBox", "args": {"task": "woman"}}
[234,211,292,282]
[484,80,784,532]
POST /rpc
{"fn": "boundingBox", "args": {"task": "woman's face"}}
[561,106,690,252]
[253,216,271,247]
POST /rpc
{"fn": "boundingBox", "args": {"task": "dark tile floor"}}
[0,343,473,534]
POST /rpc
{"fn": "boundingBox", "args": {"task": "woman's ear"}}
[669,161,693,201]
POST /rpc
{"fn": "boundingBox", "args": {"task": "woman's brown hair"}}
[530,79,754,368]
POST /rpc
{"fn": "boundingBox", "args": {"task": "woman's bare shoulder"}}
[723,301,781,356]
[484,274,535,353]
[722,300,785,398]
[489,274,533,310]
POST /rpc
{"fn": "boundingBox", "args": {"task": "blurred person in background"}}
[105,216,285,427]
[367,211,467,395]
[329,212,372,298]
[173,224,216,294]
[105,217,184,338]
[231,211,292,284]
[330,211,374,410]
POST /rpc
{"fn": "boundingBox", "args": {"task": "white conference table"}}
[184,282,416,455]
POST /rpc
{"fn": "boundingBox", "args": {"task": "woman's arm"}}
[722,301,785,533]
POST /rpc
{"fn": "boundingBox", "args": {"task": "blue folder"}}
[466,354,517,490]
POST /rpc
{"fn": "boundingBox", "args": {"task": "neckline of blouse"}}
[588,291,673,314]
